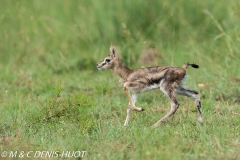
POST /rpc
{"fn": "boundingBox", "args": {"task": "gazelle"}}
[96,44,202,128]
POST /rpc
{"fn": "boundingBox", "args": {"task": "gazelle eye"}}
[105,59,111,63]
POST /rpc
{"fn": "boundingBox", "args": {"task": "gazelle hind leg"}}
[176,87,203,123]
[151,87,179,128]
[197,101,203,123]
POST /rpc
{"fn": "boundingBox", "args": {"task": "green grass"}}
[0,0,240,159]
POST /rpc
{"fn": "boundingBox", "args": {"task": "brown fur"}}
[97,44,202,128]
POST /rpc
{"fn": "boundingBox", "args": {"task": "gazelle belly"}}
[142,83,160,92]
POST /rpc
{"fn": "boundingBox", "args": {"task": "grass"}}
[0,0,240,159]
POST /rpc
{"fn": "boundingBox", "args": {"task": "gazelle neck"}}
[113,58,132,81]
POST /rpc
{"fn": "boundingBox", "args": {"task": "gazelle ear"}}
[110,43,116,57]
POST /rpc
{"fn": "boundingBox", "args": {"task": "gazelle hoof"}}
[150,124,158,129]
[198,117,203,123]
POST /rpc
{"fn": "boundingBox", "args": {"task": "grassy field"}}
[0,0,240,159]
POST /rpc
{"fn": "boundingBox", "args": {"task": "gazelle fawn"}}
[96,44,202,128]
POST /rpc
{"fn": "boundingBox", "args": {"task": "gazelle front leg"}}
[123,82,144,126]
[124,106,131,126]
[124,93,143,126]
[123,82,144,112]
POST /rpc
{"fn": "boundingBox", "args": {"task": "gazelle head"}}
[96,44,117,70]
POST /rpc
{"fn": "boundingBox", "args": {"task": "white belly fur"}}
[142,84,160,92]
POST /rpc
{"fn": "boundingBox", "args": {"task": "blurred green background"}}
[0,0,240,159]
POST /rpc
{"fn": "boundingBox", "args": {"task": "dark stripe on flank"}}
[148,71,169,85]
[148,77,164,85]
[147,69,169,85]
